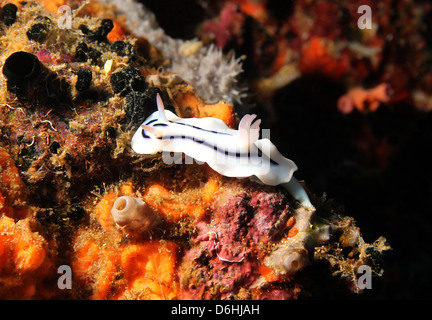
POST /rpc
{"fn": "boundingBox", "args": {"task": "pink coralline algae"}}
[258,289,294,300]
[201,3,245,49]
[35,49,52,62]
[179,180,292,299]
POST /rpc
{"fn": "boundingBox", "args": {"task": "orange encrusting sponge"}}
[143,175,220,221]
[176,91,236,129]
[71,230,179,300]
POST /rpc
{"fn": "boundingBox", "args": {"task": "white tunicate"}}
[110,196,160,232]
[282,251,310,274]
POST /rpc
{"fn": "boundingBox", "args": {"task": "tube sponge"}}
[110,196,160,232]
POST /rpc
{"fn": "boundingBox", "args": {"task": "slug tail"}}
[281,178,314,208]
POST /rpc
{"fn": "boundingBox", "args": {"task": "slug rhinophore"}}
[131,94,313,208]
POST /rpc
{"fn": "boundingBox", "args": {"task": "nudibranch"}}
[131,94,312,207]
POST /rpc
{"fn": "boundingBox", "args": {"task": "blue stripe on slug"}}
[145,119,158,125]
[173,121,231,136]
[141,129,150,138]
[157,134,279,165]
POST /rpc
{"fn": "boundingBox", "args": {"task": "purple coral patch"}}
[179,181,291,299]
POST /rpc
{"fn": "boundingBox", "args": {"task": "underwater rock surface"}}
[0,0,393,299]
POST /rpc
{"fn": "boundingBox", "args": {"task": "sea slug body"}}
[131,94,312,207]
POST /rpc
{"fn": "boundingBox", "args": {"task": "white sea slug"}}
[131,94,312,207]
